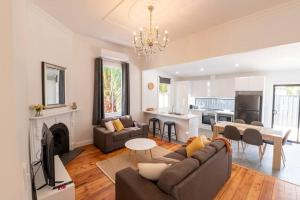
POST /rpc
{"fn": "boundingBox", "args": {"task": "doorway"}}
[272,85,300,142]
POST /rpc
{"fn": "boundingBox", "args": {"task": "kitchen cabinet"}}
[191,78,235,98]
[235,76,265,91]
[174,81,191,114]
[211,78,235,98]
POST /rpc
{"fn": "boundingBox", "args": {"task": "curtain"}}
[121,62,130,115]
[59,70,65,104]
[92,57,104,125]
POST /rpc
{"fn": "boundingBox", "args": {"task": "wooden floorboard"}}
[66,136,299,200]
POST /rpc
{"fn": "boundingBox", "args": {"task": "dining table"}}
[213,121,285,170]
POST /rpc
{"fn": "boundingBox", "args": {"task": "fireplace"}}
[50,123,69,155]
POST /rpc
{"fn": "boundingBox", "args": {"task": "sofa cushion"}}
[138,163,171,181]
[125,127,142,137]
[186,138,205,157]
[104,121,115,132]
[113,119,125,132]
[209,140,225,152]
[164,152,186,161]
[113,130,130,142]
[191,145,217,165]
[101,117,117,127]
[174,147,187,157]
[119,115,134,128]
[157,158,199,194]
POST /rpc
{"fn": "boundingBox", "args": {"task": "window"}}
[158,77,171,111]
[103,60,122,117]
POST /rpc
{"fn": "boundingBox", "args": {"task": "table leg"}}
[150,149,153,159]
[273,137,282,170]
[213,126,219,139]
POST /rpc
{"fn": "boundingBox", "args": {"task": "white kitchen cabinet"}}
[191,78,235,98]
[174,81,191,114]
[235,76,265,91]
[191,80,208,97]
[211,78,235,98]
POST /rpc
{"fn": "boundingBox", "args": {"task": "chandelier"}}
[133,5,169,55]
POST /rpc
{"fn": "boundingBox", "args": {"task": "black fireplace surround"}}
[50,123,69,155]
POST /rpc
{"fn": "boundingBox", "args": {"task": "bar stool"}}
[148,118,161,137]
[161,121,177,142]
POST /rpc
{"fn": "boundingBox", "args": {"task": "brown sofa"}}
[116,140,232,200]
[93,115,149,153]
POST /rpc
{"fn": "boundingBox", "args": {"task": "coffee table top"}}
[125,138,157,151]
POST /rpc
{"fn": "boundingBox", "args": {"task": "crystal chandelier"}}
[133,5,169,55]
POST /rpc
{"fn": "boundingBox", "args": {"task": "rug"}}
[60,148,84,166]
[96,146,173,183]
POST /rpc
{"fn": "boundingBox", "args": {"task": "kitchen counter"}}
[190,108,234,115]
[144,111,199,142]
[143,111,198,120]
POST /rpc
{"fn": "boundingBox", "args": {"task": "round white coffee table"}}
[125,138,157,160]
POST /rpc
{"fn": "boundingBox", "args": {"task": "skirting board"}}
[73,139,93,148]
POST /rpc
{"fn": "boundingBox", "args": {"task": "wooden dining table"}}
[213,121,285,170]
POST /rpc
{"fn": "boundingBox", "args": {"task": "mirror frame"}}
[42,62,67,109]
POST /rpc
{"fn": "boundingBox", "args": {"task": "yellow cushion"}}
[113,119,125,132]
[186,137,205,157]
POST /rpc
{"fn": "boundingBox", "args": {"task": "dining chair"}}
[210,118,224,138]
[251,121,264,127]
[234,119,246,124]
[224,125,243,151]
[242,128,264,163]
[263,129,291,167]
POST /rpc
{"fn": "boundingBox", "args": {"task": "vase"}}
[35,110,42,117]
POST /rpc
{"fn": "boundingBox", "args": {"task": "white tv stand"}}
[34,155,75,200]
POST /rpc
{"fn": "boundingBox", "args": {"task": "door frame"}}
[271,84,300,143]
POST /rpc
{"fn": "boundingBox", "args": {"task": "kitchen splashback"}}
[195,98,235,111]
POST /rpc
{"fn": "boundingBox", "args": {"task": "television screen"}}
[41,123,55,186]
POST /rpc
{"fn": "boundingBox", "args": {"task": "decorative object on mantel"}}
[71,102,77,110]
[147,82,154,90]
[146,108,155,111]
[132,4,169,55]
[31,104,44,117]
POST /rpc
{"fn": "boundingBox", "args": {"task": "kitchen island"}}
[143,111,199,142]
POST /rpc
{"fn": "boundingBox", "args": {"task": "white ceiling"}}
[158,42,300,77]
[34,0,292,46]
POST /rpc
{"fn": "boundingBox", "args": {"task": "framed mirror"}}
[42,62,66,109]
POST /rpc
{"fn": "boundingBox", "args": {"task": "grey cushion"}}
[191,146,217,165]
[119,115,134,128]
[157,158,199,194]
[174,147,187,157]
[164,152,186,161]
[113,130,130,142]
[101,117,117,127]
[209,140,225,151]
[126,127,142,137]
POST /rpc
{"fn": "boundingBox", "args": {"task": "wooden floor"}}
[66,137,300,200]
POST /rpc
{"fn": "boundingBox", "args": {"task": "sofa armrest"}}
[135,122,149,138]
[116,167,173,200]
[93,126,113,153]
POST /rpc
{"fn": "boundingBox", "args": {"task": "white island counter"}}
[143,111,199,142]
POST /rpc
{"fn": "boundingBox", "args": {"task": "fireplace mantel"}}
[29,109,79,162]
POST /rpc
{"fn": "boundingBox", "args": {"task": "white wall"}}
[142,69,175,112]
[26,4,143,147]
[0,0,26,199]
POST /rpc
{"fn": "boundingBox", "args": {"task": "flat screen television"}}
[41,123,55,187]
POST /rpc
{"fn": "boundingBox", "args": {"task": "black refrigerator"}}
[234,91,263,124]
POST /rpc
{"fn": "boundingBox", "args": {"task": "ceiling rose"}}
[133,5,169,55]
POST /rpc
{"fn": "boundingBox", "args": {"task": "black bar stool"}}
[161,121,177,142]
[148,118,161,137]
